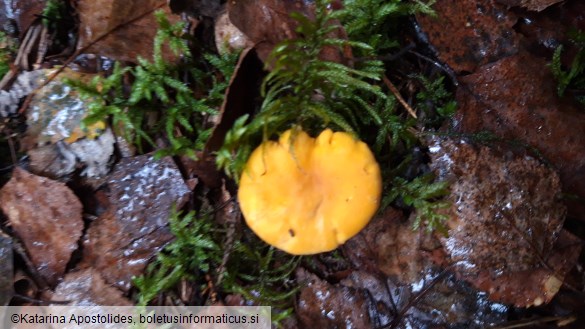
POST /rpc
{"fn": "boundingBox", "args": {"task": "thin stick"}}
[383,75,417,119]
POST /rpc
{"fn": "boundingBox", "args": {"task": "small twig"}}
[383,75,418,119]
[408,50,458,87]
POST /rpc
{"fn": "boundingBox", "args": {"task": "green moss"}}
[67,10,239,158]
[133,208,222,306]
[551,29,585,103]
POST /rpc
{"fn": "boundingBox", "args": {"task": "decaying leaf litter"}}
[0,0,584,328]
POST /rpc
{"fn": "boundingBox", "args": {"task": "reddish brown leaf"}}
[227,0,310,63]
[0,168,83,286]
[343,207,443,283]
[470,230,582,307]
[75,0,179,63]
[455,52,585,218]
[81,154,190,291]
[296,268,373,328]
[429,138,582,307]
[52,269,132,305]
[416,0,520,73]
[496,0,563,11]
[227,0,350,65]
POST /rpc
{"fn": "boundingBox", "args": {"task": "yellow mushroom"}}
[238,128,382,255]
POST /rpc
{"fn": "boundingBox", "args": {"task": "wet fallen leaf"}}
[429,138,582,307]
[0,167,83,286]
[75,0,179,63]
[295,268,373,328]
[227,0,349,65]
[343,270,508,329]
[454,52,585,218]
[343,208,443,283]
[0,230,13,305]
[416,0,520,73]
[496,0,563,12]
[81,154,190,291]
[52,269,132,305]
[343,209,508,328]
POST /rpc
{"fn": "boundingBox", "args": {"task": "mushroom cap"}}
[238,129,382,255]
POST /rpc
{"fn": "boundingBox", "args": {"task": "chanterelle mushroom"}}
[238,128,382,255]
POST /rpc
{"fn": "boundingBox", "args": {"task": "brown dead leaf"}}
[343,208,443,283]
[227,0,350,65]
[52,269,132,305]
[429,138,582,307]
[470,230,582,308]
[295,268,373,328]
[455,52,585,218]
[75,0,179,63]
[227,0,310,63]
[416,0,520,73]
[0,167,83,286]
[204,48,264,154]
[496,0,563,11]
[81,154,190,291]
[0,230,13,306]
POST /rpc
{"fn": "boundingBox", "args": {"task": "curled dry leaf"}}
[81,154,190,291]
[52,269,132,305]
[416,0,519,73]
[429,138,582,307]
[0,168,83,286]
[204,47,264,154]
[75,0,179,63]
[227,0,349,65]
